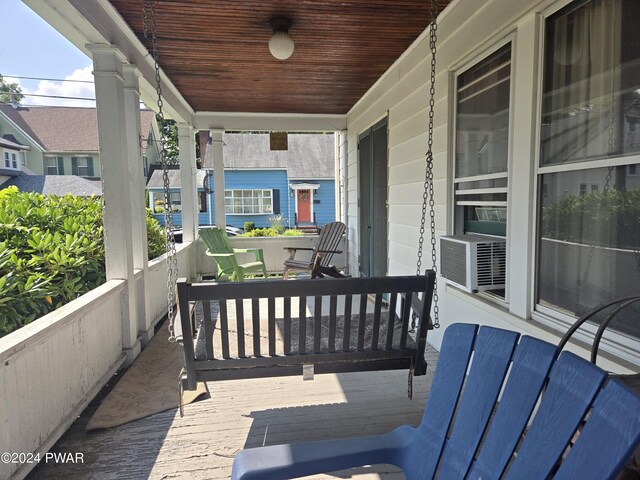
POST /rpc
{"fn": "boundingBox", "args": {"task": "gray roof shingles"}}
[1,175,102,197]
[203,133,335,180]
[147,169,207,189]
[0,104,155,153]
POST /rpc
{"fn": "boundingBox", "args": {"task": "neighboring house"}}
[0,104,160,180]
[148,133,337,229]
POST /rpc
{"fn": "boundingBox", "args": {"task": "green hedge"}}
[0,188,165,337]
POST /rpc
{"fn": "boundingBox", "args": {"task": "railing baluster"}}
[219,300,230,359]
[236,298,245,358]
[299,296,307,354]
[284,297,291,355]
[357,294,368,351]
[342,294,353,352]
[252,298,261,357]
[371,293,383,351]
[400,292,412,348]
[328,295,338,353]
[268,297,276,357]
[314,296,322,353]
[386,293,398,349]
[203,300,214,359]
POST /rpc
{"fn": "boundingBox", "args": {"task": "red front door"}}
[297,189,311,222]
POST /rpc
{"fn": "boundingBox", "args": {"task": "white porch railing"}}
[0,242,196,480]
[0,280,125,480]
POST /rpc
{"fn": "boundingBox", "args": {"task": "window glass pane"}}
[45,157,58,175]
[456,43,511,178]
[537,163,640,337]
[541,0,640,166]
[454,44,511,248]
[4,152,9,168]
[223,189,273,214]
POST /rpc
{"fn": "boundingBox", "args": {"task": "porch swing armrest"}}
[283,246,315,252]
[316,249,342,255]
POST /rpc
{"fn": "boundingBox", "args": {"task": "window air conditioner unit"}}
[440,234,506,293]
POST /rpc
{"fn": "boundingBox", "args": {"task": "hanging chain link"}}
[416,0,439,328]
[143,0,178,340]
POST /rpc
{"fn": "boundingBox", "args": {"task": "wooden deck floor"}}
[28,346,438,480]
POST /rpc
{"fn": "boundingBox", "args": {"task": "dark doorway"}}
[358,117,388,277]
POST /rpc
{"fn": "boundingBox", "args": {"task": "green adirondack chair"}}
[199,227,268,282]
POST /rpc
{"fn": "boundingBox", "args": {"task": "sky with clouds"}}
[0,0,96,107]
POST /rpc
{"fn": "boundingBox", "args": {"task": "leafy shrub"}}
[0,190,105,334]
[0,189,166,337]
[283,229,304,236]
[244,221,255,232]
[146,209,166,260]
[240,227,278,237]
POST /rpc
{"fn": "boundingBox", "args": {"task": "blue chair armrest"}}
[231,426,414,480]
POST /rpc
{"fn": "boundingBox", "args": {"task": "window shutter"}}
[57,157,64,175]
[87,157,94,177]
[273,189,280,214]
[71,157,78,175]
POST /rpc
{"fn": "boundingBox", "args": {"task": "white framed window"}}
[453,43,512,300]
[72,156,94,177]
[77,158,89,176]
[224,189,273,215]
[3,151,19,170]
[536,0,640,341]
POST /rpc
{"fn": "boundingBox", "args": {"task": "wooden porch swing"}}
[140,0,442,396]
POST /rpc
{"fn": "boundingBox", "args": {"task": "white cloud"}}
[11,66,96,107]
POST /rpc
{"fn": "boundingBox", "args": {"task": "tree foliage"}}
[156,114,179,164]
[0,74,24,104]
[0,188,166,337]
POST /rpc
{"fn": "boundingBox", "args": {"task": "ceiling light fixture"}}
[269,18,294,60]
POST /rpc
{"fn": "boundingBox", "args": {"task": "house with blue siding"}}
[149,132,337,230]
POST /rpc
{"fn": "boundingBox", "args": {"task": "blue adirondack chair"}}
[231,323,640,480]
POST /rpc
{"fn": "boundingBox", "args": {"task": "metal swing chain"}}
[143,0,179,340]
[416,0,440,329]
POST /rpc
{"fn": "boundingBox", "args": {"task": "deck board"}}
[29,340,438,479]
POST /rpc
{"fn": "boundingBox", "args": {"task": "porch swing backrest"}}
[176,271,436,391]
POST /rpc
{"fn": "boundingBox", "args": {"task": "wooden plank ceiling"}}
[109,0,451,115]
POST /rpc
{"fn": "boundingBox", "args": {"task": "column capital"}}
[123,64,141,91]
[177,123,195,137]
[86,43,127,61]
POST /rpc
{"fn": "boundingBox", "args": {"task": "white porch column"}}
[90,44,141,365]
[123,64,152,344]
[211,129,226,228]
[178,123,198,279]
[338,130,349,274]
